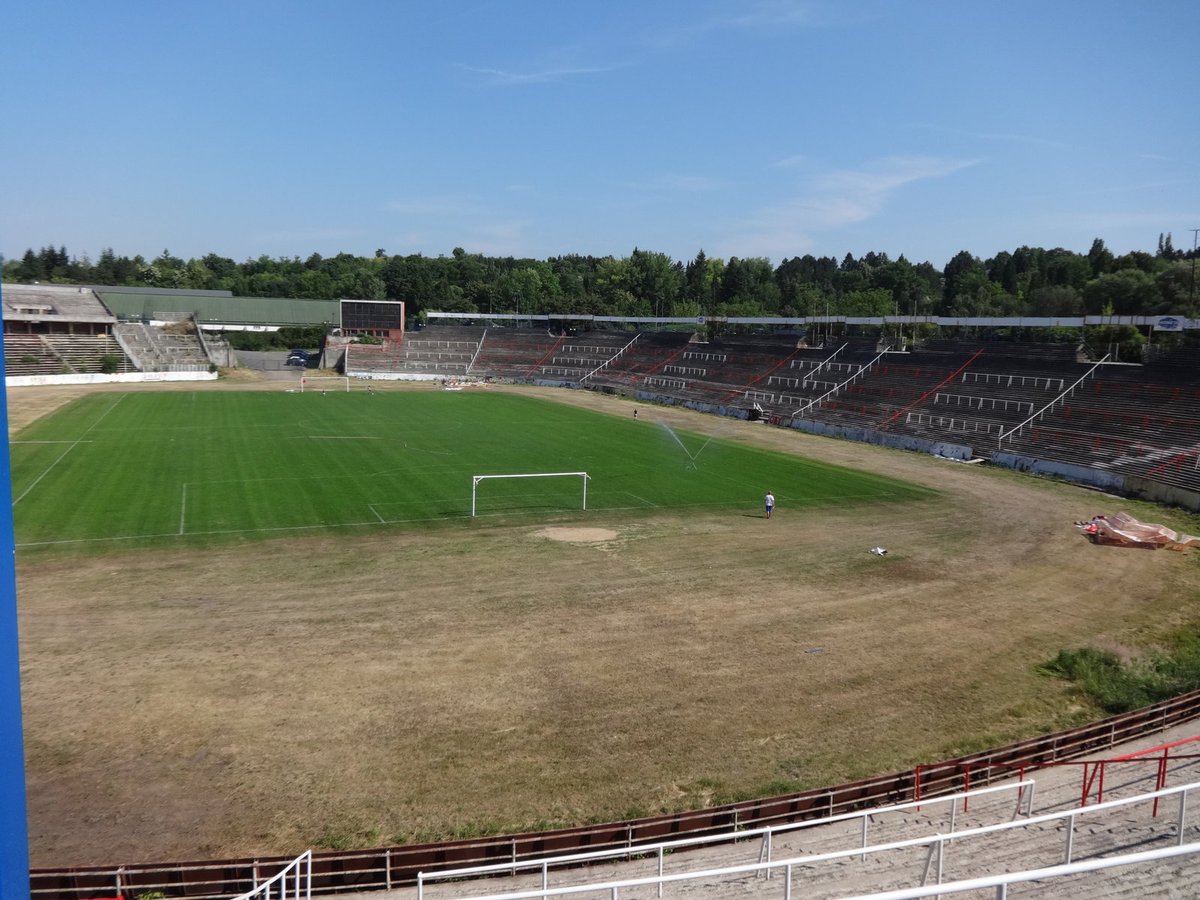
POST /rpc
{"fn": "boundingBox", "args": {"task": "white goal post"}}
[300,376,351,392]
[471,472,590,517]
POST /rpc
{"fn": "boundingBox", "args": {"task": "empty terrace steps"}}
[400,771,1200,898]
[4,333,133,376]
[413,766,1200,898]
[111,323,206,372]
[468,329,566,379]
[1001,365,1200,493]
[3,334,65,376]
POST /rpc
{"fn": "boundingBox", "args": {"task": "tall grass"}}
[1041,630,1200,713]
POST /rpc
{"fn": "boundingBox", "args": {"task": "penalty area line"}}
[620,491,660,508]
[13,394,125,506]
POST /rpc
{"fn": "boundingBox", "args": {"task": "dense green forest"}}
[4,236,1197,325]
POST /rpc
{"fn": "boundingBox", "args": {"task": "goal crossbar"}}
[471,471,589,517]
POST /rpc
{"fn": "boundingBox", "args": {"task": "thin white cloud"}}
[651,1,871,49]
[909,122,1068,150]
[720,0,821,28]
[812,155,980,200]
[647,173,727,193]
[769,154,808,169]
[459,62,626,85]
[718,155,979,258]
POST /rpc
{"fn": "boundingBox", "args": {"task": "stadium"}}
[6,283,1200,897]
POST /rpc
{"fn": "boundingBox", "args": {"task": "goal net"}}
[471,472,590,517]
[300,376,351,393]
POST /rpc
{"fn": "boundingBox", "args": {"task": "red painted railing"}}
[32,690,1200,900]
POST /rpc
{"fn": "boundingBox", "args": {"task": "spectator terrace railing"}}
[416,780,1035,900]
[441,782,1200,900]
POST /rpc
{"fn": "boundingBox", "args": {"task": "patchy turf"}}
[14,379,1200,865]
[10,389,931,550]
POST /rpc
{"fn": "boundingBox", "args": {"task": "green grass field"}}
[11,390,935,550]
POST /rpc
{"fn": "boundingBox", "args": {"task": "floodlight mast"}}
[471,472,589,517]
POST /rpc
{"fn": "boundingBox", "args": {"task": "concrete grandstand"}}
[338,315,1200,510]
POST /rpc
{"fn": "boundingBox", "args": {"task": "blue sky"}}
[2,0,1197,270]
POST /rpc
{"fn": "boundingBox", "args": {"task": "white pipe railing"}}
[465,328,487,375]
[840,841,1200,899]
[440,781,1200,900]
[417,780,1034,898]
[230,851,311,900]
[996,354,1109,446]
[579,333,640,383]
[791,347,889,417]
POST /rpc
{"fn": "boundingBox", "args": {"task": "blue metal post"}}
[0,286,31,899]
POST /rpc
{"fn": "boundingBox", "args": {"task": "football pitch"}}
[11,390,934,549]
[19,384,1200,865]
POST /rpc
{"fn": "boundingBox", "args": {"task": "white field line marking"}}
[18,508,624,549]
[368,503,386,523]
[11,440,95,445]
[183,462,458,488]
[13,395,125,506]
[19,503,630,548]
[16,489,921,548]
[622,491,659,508]
[179,484,188,535]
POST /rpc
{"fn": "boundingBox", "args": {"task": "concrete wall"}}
[785,417,974,460]
[990,451,1128,492]
[6,371,217,388]
[1115,475,1200,512]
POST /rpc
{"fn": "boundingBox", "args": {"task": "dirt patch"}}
[536,526,620,543]
[14,379,1200,866]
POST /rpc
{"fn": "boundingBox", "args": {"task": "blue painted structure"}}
[0,287,32,900]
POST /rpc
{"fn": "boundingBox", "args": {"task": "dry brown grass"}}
[13,378,1200,865]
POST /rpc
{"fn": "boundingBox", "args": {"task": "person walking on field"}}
[764,490,775,519]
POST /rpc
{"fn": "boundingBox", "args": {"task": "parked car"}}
[286,349,310,366]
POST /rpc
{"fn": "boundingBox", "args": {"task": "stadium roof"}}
[1,283,114,323]
[96,291,339,327]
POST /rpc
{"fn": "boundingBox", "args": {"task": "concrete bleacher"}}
[779,349,965,434]
[467,328,564,379]
[337,328,480,378]
[538,330,634,381]
[1004,360,1200,494]
[393,723,1200,899]
[884,355,1092,448]
[401,326,484,377]
[584,331,695,390]
[4,333,134,376]
[750,346,884,420]
[112,323,206,372]
[3,334,67,376]
[342,326,1200,501]
[594,333,805,406]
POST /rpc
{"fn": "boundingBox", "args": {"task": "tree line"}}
[4,236,1197,324]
